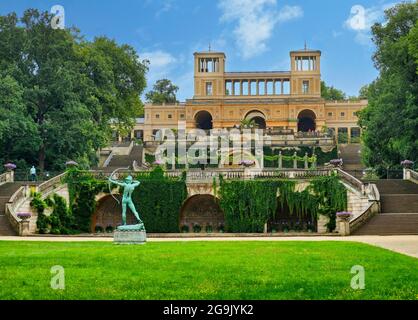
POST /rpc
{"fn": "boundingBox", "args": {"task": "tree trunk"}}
[38,144,45,173]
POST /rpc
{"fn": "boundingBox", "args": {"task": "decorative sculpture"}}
[109,170,145,232]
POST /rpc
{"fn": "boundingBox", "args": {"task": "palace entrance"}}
[297,109,316,132]
[195,111,213,130]
[245,110,266,129]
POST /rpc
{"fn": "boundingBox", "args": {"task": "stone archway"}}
[91,194,137,233]
[297,109,316,132]
[180,195,224,231]
[245,110,267,129]
[195,111,213,130]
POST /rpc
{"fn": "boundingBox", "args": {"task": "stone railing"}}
[102,150,115,168]
[404,169,418,184]
[0,171,14,185]
[349,201,380,235]
[5,186,29,236]
[335,168,365,195]
[37,172,67,195]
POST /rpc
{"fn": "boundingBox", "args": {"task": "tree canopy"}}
[321,81,346,101]
[358,2,418,172]
[145,79,179,105]
[0,9,148,171]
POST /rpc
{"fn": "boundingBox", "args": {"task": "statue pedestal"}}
[114,227,147,245]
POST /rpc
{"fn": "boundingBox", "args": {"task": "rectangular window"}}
[225,81,232,96]
[282,80,290,94]
[234,81,240,95]
[340,112,345,117]
[168,114,172,119]
[155,114,160,119]
[206,82,213,96]
[180,113,185,119]
[302,80,309,94]
[328,112,333,117]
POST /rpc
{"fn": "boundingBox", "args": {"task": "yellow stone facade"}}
[132,48,366,143]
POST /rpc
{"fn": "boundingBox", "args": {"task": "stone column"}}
[278,151,283,169]
[304,153,308,169]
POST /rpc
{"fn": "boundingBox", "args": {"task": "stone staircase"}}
[354,180,418,235]
[99,145,143,172]
[339,144,364,178]
[0,182,24,236]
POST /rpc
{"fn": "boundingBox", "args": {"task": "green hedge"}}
[133,168,187,233]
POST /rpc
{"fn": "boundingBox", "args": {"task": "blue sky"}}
[0,0,407,101]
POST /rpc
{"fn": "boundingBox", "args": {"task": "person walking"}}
[30,166,37,181]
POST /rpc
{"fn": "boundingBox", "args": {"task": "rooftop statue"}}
[109,171,145,232]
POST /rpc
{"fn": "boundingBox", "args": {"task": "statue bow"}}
[108,167,129,205]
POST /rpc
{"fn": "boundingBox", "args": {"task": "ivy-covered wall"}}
[218,175,347,233]
[133,168,187,233]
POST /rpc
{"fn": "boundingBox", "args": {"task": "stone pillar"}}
[278,151,283,169]
[304,153,308,169]
[256,80,259,95]
[317,215,329,234]
[248,81,251,96]
[337,219,350,236]
[264,80,267,95]
[19,220,30,236]
[273,80,276,95]
[293,152,298,169]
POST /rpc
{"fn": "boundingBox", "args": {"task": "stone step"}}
[375,180,418,194]
[381,194,418,213]
[0,215,15,236]
[353,213,418,235]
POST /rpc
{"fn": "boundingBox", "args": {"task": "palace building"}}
[129,48,366,144]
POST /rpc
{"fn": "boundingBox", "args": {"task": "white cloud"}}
[155,0,174,17]
[344,3,398,45]
[141,50,178,85]
[218,0,303,59]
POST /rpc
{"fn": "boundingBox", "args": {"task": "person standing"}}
[30,166,37,181]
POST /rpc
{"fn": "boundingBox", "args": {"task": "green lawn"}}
[0,241,416,300]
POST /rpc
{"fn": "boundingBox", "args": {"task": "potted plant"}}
[205,224,213,233]
[3,163,16,171]
[336,211,352,221]
[180,224,190,233]
[17,212,31,221]
[239,160,255,168]
[65,160,78,168]
[330,159,343,167]
[193,223,202,233]
[401,160,414,169]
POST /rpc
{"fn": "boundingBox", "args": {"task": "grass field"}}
[0,241,417,300]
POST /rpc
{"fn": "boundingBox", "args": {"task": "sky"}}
[0,0,409,101]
